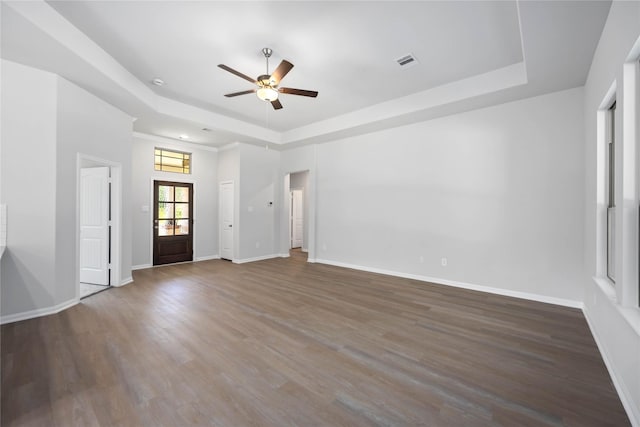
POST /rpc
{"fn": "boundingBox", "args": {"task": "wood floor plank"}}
[1,250,630,426]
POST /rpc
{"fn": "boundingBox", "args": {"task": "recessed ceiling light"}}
[152,78,165,86]
[202,128,211,132]
[179,134,189,140]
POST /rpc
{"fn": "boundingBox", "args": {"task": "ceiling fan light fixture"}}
[257,86,279,102]
[219,48,316,109]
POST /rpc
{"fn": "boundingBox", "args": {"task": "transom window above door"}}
[155,148,191,174]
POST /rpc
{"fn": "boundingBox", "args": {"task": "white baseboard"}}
[583,308,640,427]
[196,255,220,262]
[1,297,79,325]
[313,258,583,309]
[301,248,309,253]
[233,254,280,264]
[279,253,290,258]
[132,263,152,271]
[116,276,133,287]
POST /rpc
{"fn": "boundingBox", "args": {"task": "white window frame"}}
[596,40,640,314]
[606,101,616,283]
[596,83,617,289]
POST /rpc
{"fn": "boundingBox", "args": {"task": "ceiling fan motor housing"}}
[257,74,276,87]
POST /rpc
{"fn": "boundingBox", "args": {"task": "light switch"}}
[141,205,149,212]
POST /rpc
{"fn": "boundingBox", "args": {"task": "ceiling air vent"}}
[395,53,418,69]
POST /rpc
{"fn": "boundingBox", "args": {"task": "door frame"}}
[75,154,122,300]
[148,176,197,266]
[290,188,304,249]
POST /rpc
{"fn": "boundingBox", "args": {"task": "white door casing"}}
[220,182,234,260]
[80,167,110,285]
[291,189,303,249]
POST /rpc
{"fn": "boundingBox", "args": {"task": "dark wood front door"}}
[153,181,193,265]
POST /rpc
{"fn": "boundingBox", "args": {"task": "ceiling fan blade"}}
[271,99,283,110]
[279,87,318,98]
[218,64,257,84]
[271,60,294,84]
[224,89,256,97]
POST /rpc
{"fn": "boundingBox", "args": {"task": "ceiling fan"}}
[218,48,318,110]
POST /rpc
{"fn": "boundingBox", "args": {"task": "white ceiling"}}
[2,1,611,149]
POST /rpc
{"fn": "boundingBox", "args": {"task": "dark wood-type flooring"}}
[2,250,630,426]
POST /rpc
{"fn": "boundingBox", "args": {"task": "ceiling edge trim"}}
[281,61,528,145]
[156,97,281,144]
[133,131,219,153]
[5,0,157,109]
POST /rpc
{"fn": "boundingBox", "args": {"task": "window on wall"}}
[606,101,616,283]
[155,148,191,174]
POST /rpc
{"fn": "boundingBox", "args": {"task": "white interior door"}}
[80,167,110,285]
[291,189,303,249]
[220,182,234,260]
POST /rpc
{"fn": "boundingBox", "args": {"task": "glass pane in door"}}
[158,220,174,236]
[158,202,174,219]
[159,185,174,202]
[175,219,189,235]
[175,203,189,218]
[175,187,189,202]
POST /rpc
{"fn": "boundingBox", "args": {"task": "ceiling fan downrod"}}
[262,47,273,75]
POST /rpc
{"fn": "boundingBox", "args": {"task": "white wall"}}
[582,1,640,424]
[56,77,133,296]
[1,60,133,320]
[290,171,307,190]
[131,135,218,267]
[312,87,585,305]
[216,143,280,262]
[237,144,280,261]
[1,60,58,316]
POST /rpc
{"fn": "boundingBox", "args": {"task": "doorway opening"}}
[153,180,194,265]
[76,155,121,300]
[285,171,310,260]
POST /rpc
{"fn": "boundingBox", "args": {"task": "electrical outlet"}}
[322,244,327,251]
[441,257,447,267]
[255,242,260,248]
[419,256,424,264]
